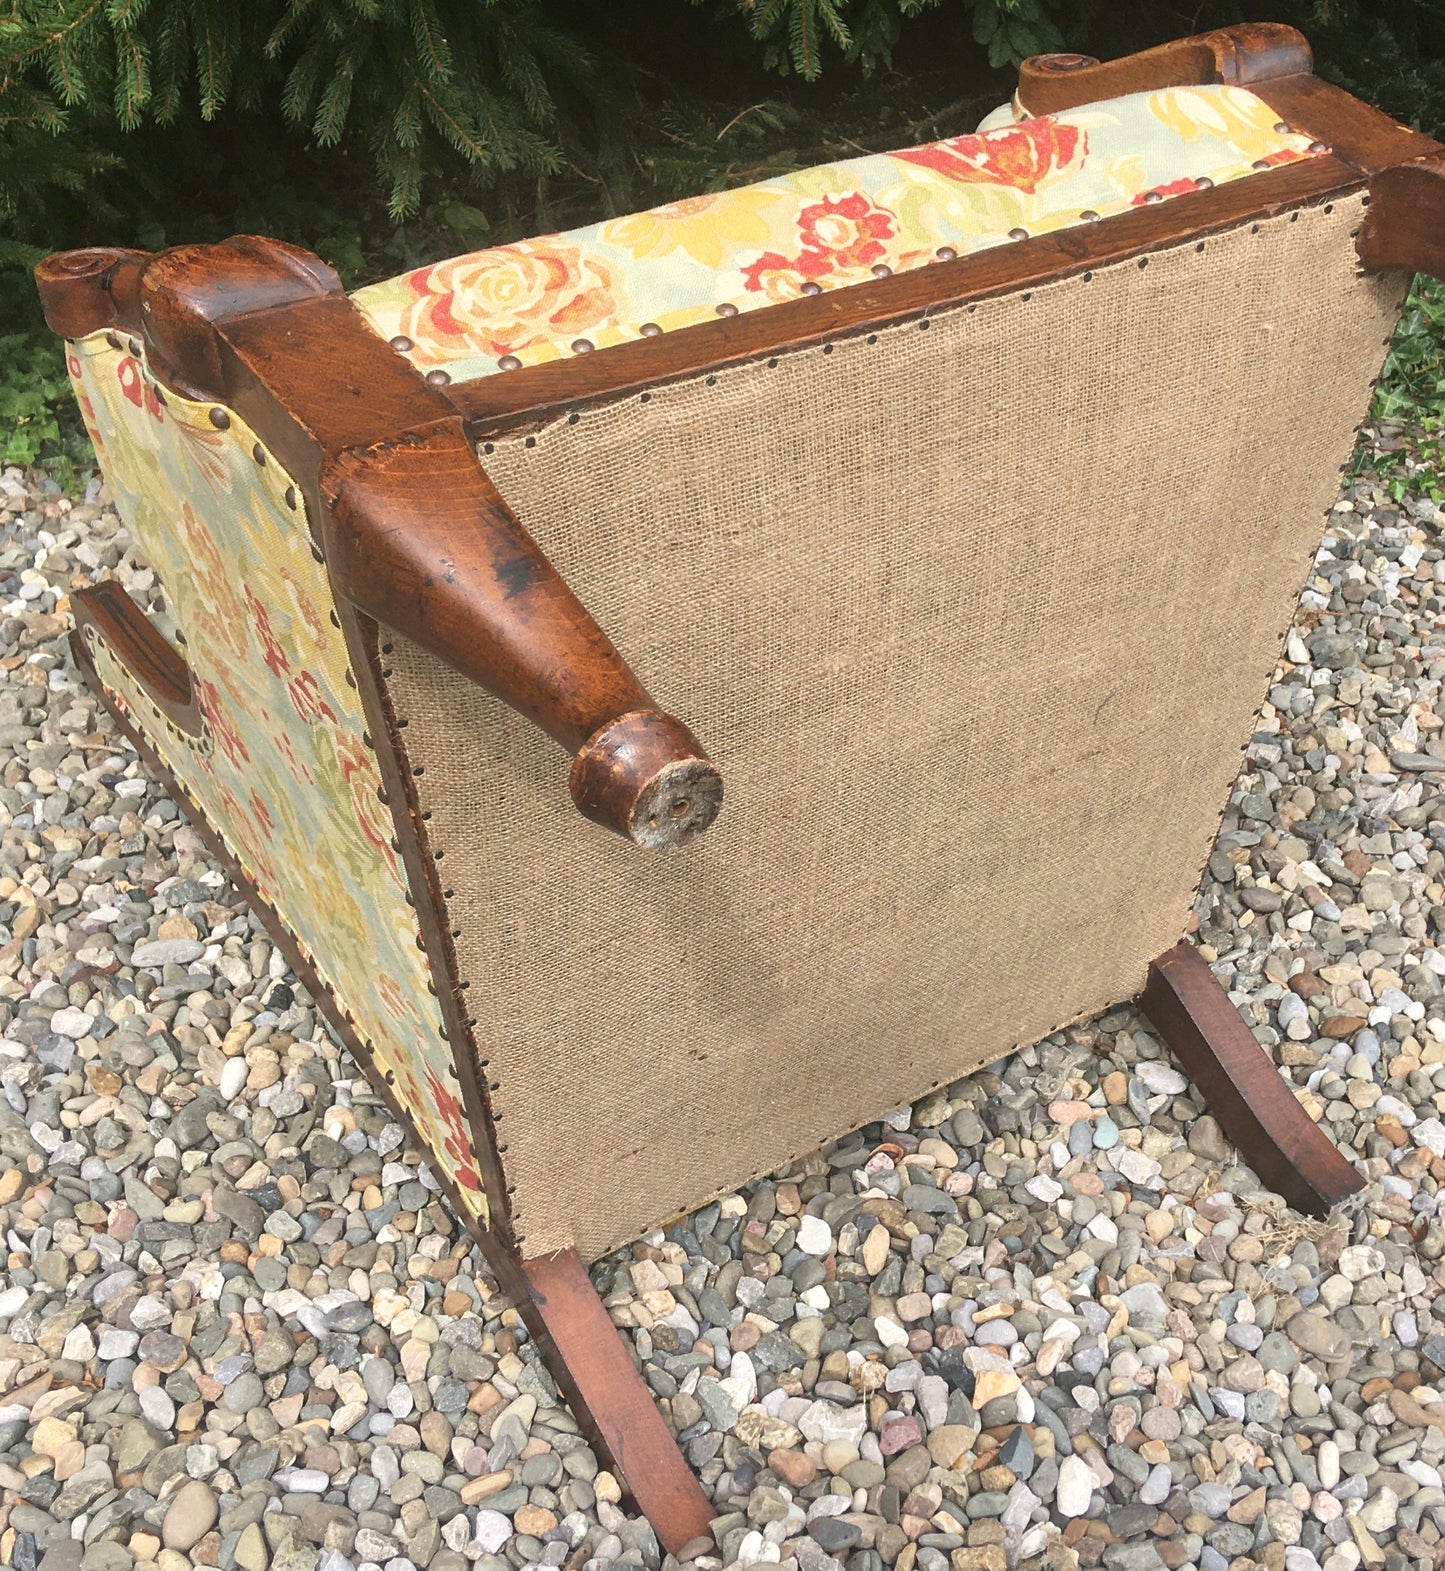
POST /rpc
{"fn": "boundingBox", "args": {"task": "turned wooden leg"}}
[1139,941,1363,1216]
[519,1250,715,1555]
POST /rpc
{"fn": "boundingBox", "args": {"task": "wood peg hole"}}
[672,799,690,817]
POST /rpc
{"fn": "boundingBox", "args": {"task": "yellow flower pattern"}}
[66,335,490,1223]
[353,84,1325,383]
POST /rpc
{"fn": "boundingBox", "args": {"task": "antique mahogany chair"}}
[36,22,1445,1549]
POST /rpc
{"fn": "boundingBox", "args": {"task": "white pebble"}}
[1055,1454,1096,1518]
[218,1057,249,1101]
[796,1215,832,1257]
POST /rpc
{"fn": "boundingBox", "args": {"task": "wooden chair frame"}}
[35,24,1445,1551]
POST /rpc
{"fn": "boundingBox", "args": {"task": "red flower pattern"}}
[742,191,896,298]
[424,1065,483,1191]
[287,669,338,726]
[115,356,163,420]
[195,676,249,768]
[244,587,289,678]
[896,119,1084,193]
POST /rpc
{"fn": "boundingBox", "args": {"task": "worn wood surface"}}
[322,422,722,847]
[1250,74,1443,176]
[70,582,205,738]
[521,1250,716,1555]
[1015,24,1311,116]
[1357,155,1445,279]
[34,247,148,341]
[1139,943,1363,1215]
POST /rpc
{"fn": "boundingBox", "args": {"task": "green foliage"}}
[0,275,84,485]
[1365,275,1445,505]
[695,0,1063,80]
[2,0,599,227]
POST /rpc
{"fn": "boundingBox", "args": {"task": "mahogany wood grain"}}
[1249,74,1444,176]
[1139,942,1362,1216]
[71,582,205,737]
[35,247,148,341]
[521,1250,716,1555]
[322,422,722,847]
[1015,24,1311,117]
[138,237,342,401]
[1356,155,1445,280]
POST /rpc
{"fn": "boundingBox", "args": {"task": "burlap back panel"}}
[386,196,1400,1261]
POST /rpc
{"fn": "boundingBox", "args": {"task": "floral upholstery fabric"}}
[353,85,1324,384]
[67,335,490,1220]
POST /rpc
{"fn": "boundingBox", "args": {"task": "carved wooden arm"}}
[322,424,722,849]
[1356,155,1445,281]
[1015,23,1311,117]
[37,236,723,851]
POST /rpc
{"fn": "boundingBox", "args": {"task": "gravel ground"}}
[1,425,1445,1571]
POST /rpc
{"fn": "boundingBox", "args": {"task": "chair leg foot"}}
[519,1249,715,1555]
[1138,941,1363,1216]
